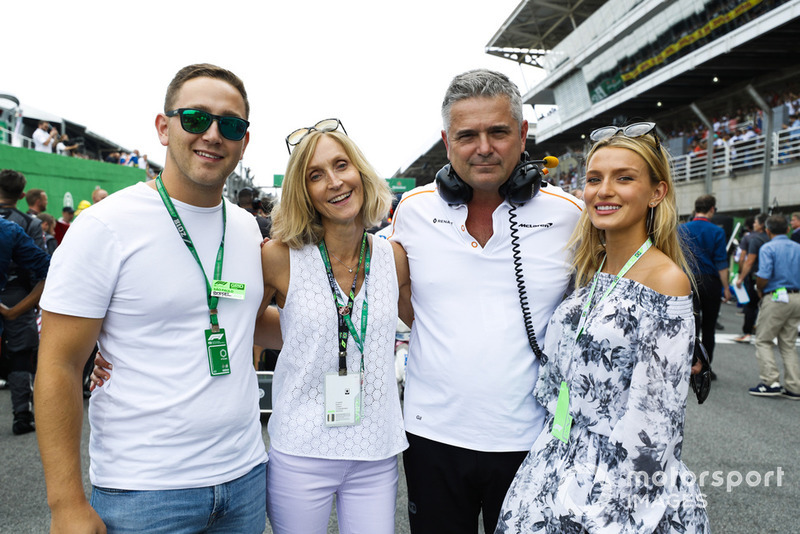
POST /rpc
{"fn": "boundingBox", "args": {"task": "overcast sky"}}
[4,0,547,189]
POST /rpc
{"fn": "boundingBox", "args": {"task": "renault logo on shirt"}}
[432,218,453,225]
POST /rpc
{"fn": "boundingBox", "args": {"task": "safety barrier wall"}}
[0,143,145,216]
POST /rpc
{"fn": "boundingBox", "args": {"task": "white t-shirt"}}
[268,238,407,460]
[389,182,583,452]
[40,182,267,490]
[32,128,52,153]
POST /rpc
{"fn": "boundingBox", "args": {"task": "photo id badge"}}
[211,280,246,300]
[205,328,231,376]
[551,381,573,443]
[324,372,362,427]
[773,287,790,303]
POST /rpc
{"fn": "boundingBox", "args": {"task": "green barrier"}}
[0,143,146,215]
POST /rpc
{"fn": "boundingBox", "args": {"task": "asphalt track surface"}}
[1,301,797,533]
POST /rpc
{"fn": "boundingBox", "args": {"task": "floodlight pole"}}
[689,103,714,195]
[745,85,773,215]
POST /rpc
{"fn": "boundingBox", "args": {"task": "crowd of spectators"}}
[22,120,154,178]
[589,0,787,104]
[661,87,800,156]
[549,85,800,192]
[101,150,153,178]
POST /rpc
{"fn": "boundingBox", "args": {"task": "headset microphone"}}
[542,156,559,169]
[517,155,559,179]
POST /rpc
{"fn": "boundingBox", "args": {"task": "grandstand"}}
[395,0,800,220]
[0,94,256,211]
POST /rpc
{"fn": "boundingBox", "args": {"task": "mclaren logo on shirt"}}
[519,222,554,229]
[432,218,453,225]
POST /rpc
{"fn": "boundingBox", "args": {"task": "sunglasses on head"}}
[285,118,347,154]
[165,108,249,141]
[590,121,661,152]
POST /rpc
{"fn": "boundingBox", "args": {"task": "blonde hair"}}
[570,132,692,287]
[271,130,393,249]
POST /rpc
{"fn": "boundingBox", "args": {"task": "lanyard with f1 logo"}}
[155,173,231,376]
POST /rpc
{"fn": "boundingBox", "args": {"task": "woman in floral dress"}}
[495,123,710,533]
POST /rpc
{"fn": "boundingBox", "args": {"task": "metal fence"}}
[0,124,33,149]
[672,125,800,181]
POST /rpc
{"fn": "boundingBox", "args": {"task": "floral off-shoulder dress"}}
[496,273,710,534]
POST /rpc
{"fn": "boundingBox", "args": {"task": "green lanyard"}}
[555,238,653,443]
[575,238,652,340]
[318,232,370,375]
[155,173,226,332]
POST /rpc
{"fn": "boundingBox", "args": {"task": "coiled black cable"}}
[508,203,546,363]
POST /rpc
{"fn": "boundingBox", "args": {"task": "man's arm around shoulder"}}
[35,311,106,533]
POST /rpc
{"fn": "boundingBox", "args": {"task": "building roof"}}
[534,8,800,147]
[485,0,608,67]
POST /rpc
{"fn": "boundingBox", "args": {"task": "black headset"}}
[435,152,546,205]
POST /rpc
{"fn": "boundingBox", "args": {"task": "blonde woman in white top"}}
[258,121,411,534]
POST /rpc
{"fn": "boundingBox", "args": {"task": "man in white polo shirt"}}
[35,63,268,533]
[389,69,582,533]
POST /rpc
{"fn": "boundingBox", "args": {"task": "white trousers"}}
[266,448,398,534]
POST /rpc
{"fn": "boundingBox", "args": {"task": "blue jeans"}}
[90,462,266,533]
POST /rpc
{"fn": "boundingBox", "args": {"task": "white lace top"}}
[267,237,408,460]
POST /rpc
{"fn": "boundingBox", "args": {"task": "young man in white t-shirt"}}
[36,63,269,533]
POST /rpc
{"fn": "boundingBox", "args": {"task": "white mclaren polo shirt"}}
[389,182,583,451]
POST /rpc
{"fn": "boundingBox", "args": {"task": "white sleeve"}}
[40,213,122,319]
[33,129,48,145]
[387,191,414,247]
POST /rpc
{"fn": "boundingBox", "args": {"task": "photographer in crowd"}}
[56,134,80,156]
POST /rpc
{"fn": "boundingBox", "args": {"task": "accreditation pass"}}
[324,372,362,427]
